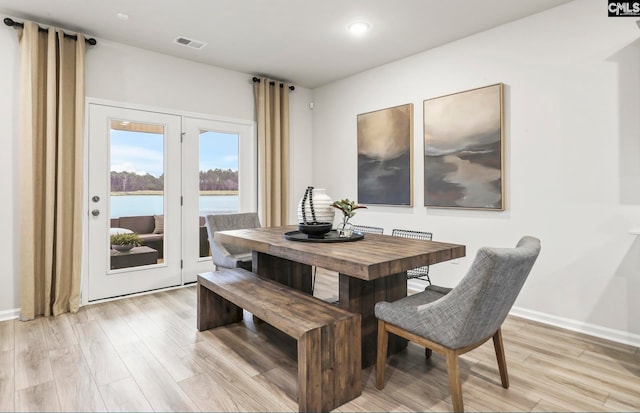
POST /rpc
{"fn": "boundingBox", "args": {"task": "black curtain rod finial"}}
[4,17,97,45]
[252,76,295,91]
[3,17,17,27]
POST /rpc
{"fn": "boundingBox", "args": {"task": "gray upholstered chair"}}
[375,236,541,413]
[352,224,384,234]
[205,213,261,271]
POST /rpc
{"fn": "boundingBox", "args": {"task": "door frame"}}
[81,98,256,305]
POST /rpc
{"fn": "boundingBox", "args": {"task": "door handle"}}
[91,209,100,216]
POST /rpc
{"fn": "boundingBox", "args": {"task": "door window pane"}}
[199,130,239,257]
[109,120,165,268]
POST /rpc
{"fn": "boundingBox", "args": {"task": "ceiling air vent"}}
[174,36,207,50]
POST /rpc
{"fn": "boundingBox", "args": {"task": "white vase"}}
[297,187,335,225]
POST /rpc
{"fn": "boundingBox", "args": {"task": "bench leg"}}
[197,282,243,331]
[298,329,322,413]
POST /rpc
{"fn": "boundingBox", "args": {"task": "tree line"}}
[110,169,238,192]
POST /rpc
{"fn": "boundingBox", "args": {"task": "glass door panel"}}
[199,131,240,257]
[109,120,166,266]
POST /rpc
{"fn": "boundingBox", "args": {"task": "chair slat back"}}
[353,224,384,234]
[392,229,433,280]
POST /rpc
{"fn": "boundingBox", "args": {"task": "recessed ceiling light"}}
[116,12,129,21]
[348,22,369,35]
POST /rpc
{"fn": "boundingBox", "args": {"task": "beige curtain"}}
[18,21,86,319]
[254,78,290,226]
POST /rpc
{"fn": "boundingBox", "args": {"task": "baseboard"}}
[510,306,640,348]
[0,308,20,322]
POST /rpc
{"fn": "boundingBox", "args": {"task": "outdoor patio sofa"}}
[110,215,209,258]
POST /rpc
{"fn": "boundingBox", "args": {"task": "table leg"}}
[339,272,408,368]
[252,251,314,294]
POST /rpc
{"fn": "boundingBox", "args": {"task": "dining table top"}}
[214,225,466,281]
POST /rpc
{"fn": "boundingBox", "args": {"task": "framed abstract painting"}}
[357,103,413,206]
[423,83,504,210]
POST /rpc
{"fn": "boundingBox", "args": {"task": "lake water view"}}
[111,195,238,218]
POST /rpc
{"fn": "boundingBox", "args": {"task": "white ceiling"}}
[0,0,573,88]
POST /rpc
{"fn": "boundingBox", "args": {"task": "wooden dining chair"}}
[352,224,384,234]
[375,236,541,412]
[205,212,261,270]
[391,228,433,284]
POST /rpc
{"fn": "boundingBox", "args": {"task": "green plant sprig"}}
[331,199,367,224]
[110,233,142,246]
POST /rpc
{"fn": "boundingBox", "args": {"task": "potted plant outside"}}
[110,232,142,252]
[331,198,367,237]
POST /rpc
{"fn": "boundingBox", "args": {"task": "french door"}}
[86,102,256,301]
[182,117,257,283]
[87,104,182,301]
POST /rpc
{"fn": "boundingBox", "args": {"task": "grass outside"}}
[110,190,239,196]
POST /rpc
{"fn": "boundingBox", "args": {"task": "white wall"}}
[311,0,640,344]
[0,24,313,317]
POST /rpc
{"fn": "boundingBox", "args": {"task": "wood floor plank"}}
[179,372,295,412]
[15,381,60,412]
[70,319,131,386]
[98,377,153,412]
[95,298,204,383]
[0,321,13,352]
[116,340,199,412]
[138,334,204,383]
[185,339,295,411]
[129,293,202,347]
[604,390,640,412]
[48,345,106,412]
[0,350,14,412]
[578,348,640,377]
[196,329,264,378]
[359,361,451,412]
[14,318,53,391]
[531,398,575,412]
[524,352,640,396]
[475,359,609,411]
[337,386,415,412]
[42,314,78,351]
[87,302,141,349]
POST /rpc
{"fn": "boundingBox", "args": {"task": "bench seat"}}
[197,268,362,412]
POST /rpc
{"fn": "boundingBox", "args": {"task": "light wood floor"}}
[1,269,639,412]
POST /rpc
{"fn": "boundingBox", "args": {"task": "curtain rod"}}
[3,17,97,45]
[252,76,295,91]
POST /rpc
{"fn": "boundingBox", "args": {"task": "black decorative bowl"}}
[298,222,332,239]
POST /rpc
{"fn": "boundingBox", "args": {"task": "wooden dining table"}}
[214,225,466,367]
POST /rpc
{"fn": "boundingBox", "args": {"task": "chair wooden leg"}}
[492,328,509,389]
[445,350,464,413]
[376,319,389,389]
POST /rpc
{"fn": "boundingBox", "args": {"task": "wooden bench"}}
[197,268,362,412]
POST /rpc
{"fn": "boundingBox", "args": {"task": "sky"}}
[110,129,239,177]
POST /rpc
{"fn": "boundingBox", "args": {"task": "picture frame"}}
[423,83,504,210]
[357,103,413,206]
